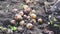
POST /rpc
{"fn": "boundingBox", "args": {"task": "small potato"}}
[26,23,33,29]
[14,14,23,20]
[12,8,18,12]
[23,15,27,18]
[25,0,33,4]
[17,26,24,32]
[31,19,36,23]
[19,20,25,26]
[38,18,43,23]
[27,16,31,19]
[10,20,16,24]
[19,11,24,16]
[7,29,13,34]
[23,5,31,12]
[32,10,36,14]
[30,13,37,19]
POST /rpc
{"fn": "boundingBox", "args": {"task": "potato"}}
[19,20,25,26]
[26,23,33,29]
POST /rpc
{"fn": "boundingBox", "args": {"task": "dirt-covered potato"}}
[30,19,36,23]
[27,16,31,19]
[30,13,37,19]
[25,0,34,4]
[12,8,18,12]
[17,26,24,32]
[31,10,36,14]
[26,23,33,29]
[23,5,31,12]
[19,11,24,16]
[38,18,43,23]
[10,20,16,24]
[19,20,25,26]
[14,14,23,20]
[23,15,27,18]
[7,29,13,34]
